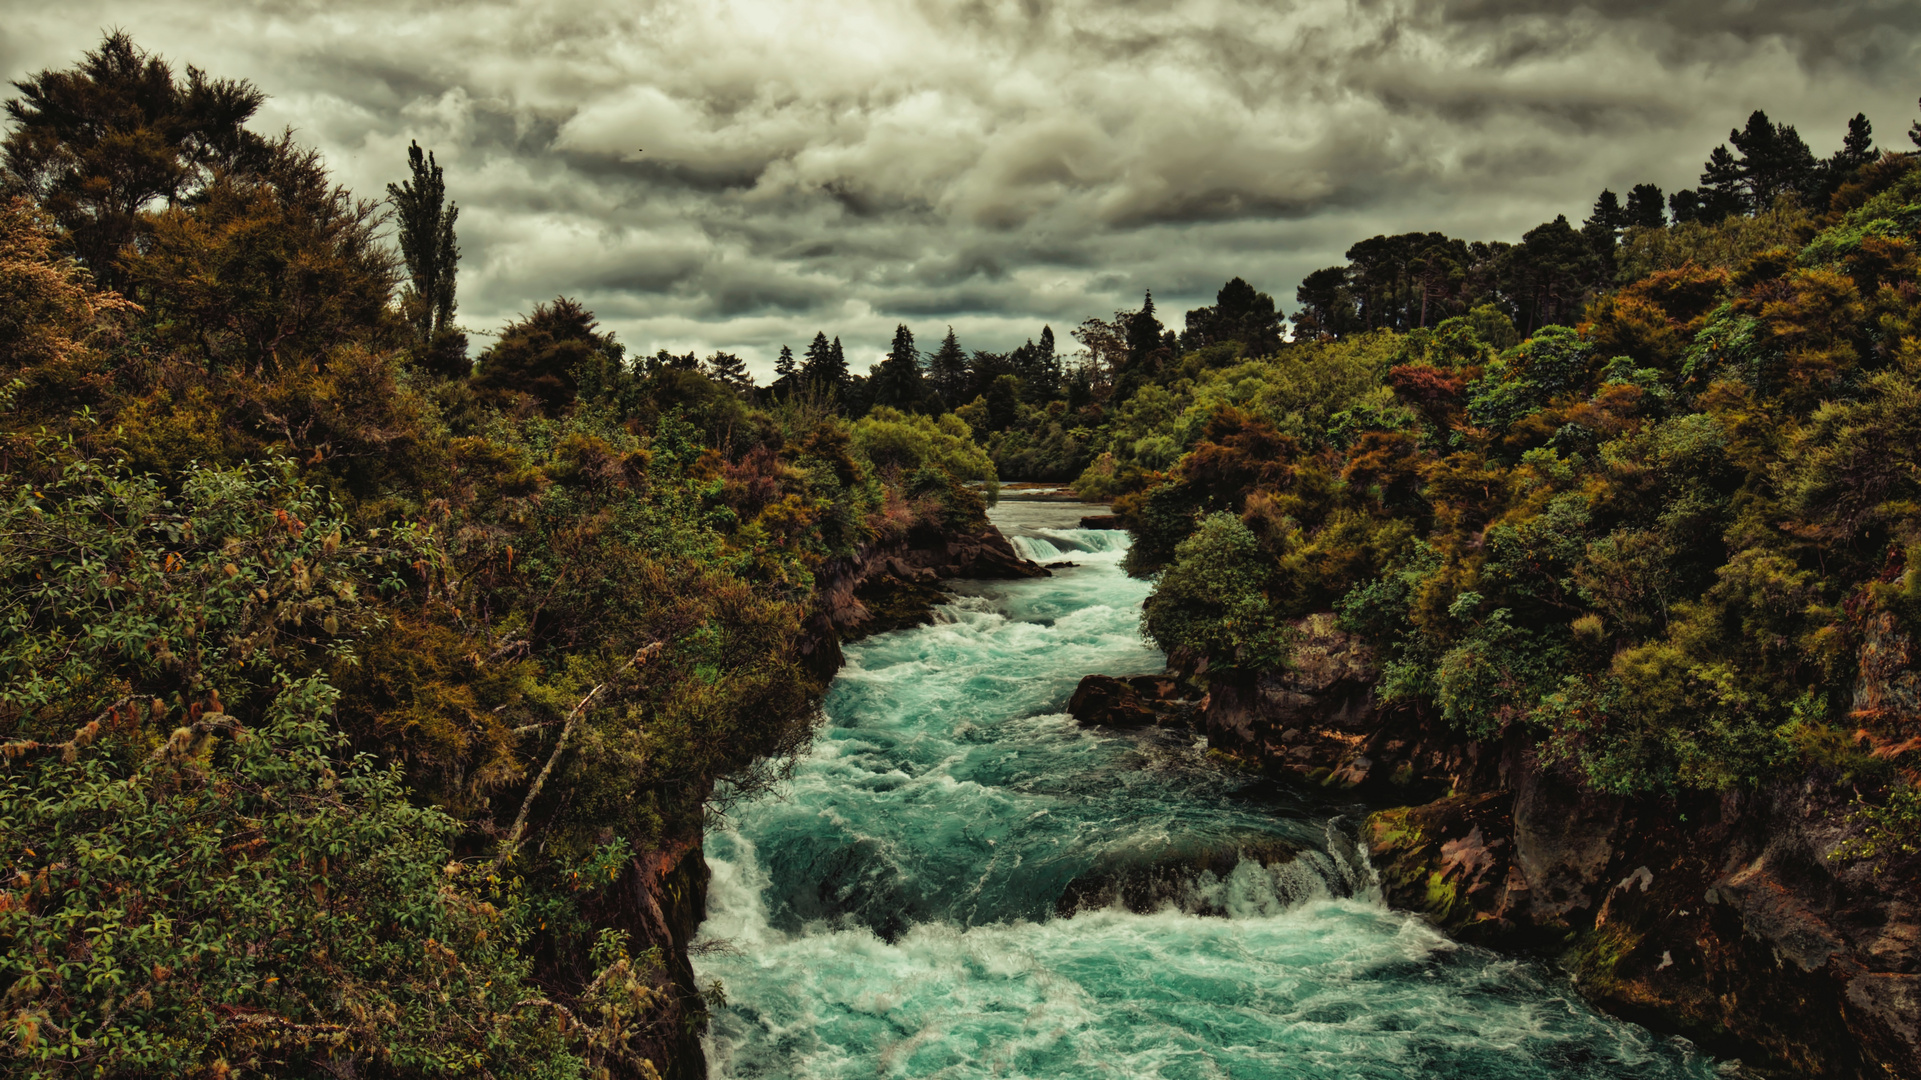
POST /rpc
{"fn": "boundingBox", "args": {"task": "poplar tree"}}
[387,140,459,343]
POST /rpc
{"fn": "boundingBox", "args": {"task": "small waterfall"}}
[1010,535,1066,562]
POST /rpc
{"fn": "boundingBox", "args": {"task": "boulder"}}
[1078,514,1125,530]
[1068,675,1158,728]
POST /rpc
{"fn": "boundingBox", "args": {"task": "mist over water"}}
[696,501,1722,1079]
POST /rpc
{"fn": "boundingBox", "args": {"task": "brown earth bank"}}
[629,519,1047,1078]
[1188,612,1921,1080]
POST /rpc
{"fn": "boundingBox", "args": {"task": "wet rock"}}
[1128,675,1181,702]
[1367,792,1525,942]
[1056,837,1307,916]
[1068,675,1158,728]
[1078,514,1125,529]
[1510,747,1625,925]
[805,521,1050,650]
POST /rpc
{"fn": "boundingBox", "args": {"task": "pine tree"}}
[1840,113,1876,169]
[1587,189,1624,232]
[1623,184,1666,229]
[1693,145,1748,222]
[387,140,459,344]
[1126,291,1163,369]
[1726,110,1818,212]
[703,351,752,391]
[1581,189,1624,279]
[871,323,926,411]
[800,331,845,399]
[775,344,797,379]
[929,327,968,403]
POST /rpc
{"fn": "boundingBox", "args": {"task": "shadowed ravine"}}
[694,500,1724,1079]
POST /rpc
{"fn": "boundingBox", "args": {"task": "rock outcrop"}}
[1196,610,1921,1079]
[1067,673,1192,727]
[799,521,1048,679]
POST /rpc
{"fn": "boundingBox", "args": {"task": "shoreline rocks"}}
[1180,610,1921,1079]
[1068,673,1196,728]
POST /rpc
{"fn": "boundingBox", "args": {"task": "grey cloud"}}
[5,0,1919,379]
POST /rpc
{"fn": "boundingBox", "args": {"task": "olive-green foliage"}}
[0,446,577,1078]
[1119,165,1921,848]
[1071,332,1402,496]
[0,66,1008,1077]
[850,407,996,488]
[1140,513,1292,673]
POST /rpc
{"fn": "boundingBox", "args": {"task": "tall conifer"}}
[387,140,459,343]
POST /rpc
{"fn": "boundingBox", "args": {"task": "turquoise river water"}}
[695,499,1727,1079]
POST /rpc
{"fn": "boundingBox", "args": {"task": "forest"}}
[0,33,993,1078]
[5,26,1921,1080]
[1062,106,1921,872]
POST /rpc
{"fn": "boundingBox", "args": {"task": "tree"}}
[704,349,753,392]
[472,297,610,414]
[1293,266,1356,339]
[1820,113,1877,199]
[1183,277,1285,352]
[775,344,797,379]
[1582,189,1625,279]
[1030,325,1063,401]
[1838,113,1876,170]
[870,322,926,411]
[929,326,969,403]
[2,32,268,288]
[1500,215,1601,333]
[121,135,397,374]
[387,140,459,347]
[1623,183,1666,229]
[800,330,846,400]
[1587,189,1625,233]
[1727,110,1819,211]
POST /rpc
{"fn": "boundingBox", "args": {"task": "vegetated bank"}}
[0,34,1041,1080]
[1075,116,1921,1077]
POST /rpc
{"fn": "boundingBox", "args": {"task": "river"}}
[695,499,1725,1079]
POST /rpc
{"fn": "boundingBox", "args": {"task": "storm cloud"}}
[6,0,1918,377]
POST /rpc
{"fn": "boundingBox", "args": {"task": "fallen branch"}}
[493,642,663,870]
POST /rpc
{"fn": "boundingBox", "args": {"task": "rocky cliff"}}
[1199,613,1921,1079]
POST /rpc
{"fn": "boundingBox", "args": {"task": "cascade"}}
[696,500,1720,1079]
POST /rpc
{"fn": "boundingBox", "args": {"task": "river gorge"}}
[693,498,1723,1079]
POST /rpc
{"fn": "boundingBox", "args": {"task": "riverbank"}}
[1190,613,1921,1079]
[692,500,1723,1079]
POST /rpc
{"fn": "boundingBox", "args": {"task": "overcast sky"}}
[6,0,1919,378]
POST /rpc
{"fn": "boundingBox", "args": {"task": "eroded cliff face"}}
[1202,613,1921,1079]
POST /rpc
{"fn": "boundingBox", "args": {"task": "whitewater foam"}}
[696,502,1719,1079]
